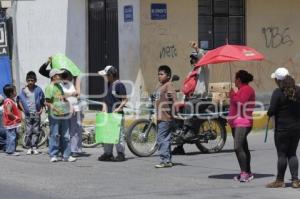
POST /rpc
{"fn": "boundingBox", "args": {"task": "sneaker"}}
[172,145,185,155]
[50,156,58,163]
[98,153,114,161]
[7,152,20,156]
[266,179,285,188]
[247,173,254,181]
[63,156,77,162]
[32,149,39,155]
[234,172,254,182]
[26,149,32,155]
[115,152,126,162]
[155,162,173,168]
[292,180,300,188]
[239,172,251,182]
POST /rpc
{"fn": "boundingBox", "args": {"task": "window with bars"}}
[198,0,245,49]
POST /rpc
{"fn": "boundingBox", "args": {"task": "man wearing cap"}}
[44,68,76,163]
[98,65,128,162]
[172,42,210,155]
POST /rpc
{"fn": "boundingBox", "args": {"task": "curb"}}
[83,111,272,130]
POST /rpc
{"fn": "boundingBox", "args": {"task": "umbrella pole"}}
[229,63,233,89]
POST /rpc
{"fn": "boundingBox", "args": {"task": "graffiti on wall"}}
[160,45,177,59]
[262,26,293,48]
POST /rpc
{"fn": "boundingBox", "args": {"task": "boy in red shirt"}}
[3,84,22,156]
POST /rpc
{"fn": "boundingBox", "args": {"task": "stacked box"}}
[208,82,234,105]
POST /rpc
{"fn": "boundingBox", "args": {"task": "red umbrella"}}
[195,44,264,67]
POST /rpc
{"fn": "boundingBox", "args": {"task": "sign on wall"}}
[0,22,8,56]
[151,3,167,20]
[124,5,133,22]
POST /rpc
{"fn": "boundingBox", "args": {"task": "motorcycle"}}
[126,76,228,157]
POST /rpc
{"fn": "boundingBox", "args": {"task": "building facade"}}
[2,0,300,104]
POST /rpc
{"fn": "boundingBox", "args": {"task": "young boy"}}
[2,84,22,156]
[17,71,45,155]
[97,65,128,162]
[45,69,76,162]
[155,65,177,168]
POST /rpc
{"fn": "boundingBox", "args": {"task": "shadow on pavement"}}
[208,173,274,179]
[184,149,256,156]
[172,162,190,167]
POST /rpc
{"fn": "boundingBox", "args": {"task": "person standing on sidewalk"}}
[2,84,22,156]
[228,70,255,182]
[266,67,300,188]
[97,65,128,162]
[154,65,177,168]
[17,71,45,155]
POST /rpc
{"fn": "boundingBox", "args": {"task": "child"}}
[97,65,128,162]
[155,65,177,168]
[17,71,45,155]
[45,69,76,162]
[2,84,22,156]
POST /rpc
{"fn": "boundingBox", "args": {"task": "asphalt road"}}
[0,130,300,199]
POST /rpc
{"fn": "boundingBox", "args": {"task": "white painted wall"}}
[13,0,87,92]
[118,0,144,107]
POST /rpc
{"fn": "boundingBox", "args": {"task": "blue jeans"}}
[48,116,71,158]
[157,121,173,163]
[5,128,17,154]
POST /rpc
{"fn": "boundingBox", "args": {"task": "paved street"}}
[0,130,299,199]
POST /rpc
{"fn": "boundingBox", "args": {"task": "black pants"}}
[275,129,300,180]
[232,127,252,173]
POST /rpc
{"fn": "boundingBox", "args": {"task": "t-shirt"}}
[267,86,300,131]
[24,87,37,113]
[3,98,22,129]
[104,80,127,113]
[60,81,79,111]
[45,83,70,116]
[155,81,176,121]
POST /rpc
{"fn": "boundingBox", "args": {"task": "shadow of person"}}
[208,173,274,180]
[185,149,256,156]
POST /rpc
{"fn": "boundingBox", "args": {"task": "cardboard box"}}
[211,92,230,105]
[208,82,234,93]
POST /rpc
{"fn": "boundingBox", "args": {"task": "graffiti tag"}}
[262,26,293,48]
[160,45,177,59]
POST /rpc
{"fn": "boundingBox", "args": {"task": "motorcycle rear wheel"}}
[195,119,227,153]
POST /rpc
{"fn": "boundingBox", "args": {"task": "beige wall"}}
[140,0,197,93]
[210,0,300,101]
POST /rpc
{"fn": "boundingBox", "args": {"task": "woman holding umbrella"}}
[266,67,300,188]
[228,70,255,183]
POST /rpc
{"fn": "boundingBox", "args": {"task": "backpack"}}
[181,69,199,96]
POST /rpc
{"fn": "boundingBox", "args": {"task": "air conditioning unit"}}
[0,0,12,8]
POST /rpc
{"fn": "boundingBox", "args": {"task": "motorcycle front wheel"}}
[195,119,227,153]
[126,119,158,157]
